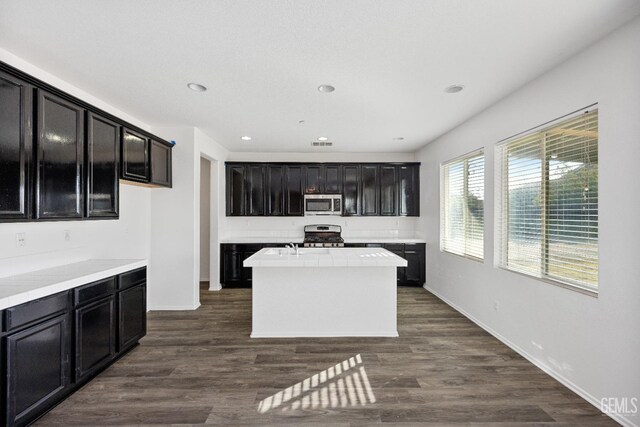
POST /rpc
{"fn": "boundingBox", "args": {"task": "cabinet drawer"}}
[118,267,146,290]
[404,243,425,252]
[384,244,405,252]
[74,277,116,306]
[4,291,70,332]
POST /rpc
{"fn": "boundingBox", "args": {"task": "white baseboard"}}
[148,303,201,311]
[208,283,222,291]
[250,331,399,338]
[199,276,209,282]
[423,284,636,427]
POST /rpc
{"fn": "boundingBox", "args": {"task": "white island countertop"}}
[244,247,408,268]
[220,237,425,244]
[0,259,147,310]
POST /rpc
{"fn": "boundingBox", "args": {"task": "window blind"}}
[441,150,484,260]
[496,108,598,292]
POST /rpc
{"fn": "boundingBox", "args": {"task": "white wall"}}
[416,16,640,427]
[148,127,229,306]
[148,127,198,309]
[195,129,228,291]
[0,48,152,277]
[199,158,211,281]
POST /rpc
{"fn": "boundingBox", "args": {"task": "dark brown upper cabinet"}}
[303,164,342,195]
[304,165,322,194]
[285,165,304,216]
[0,62,174,223]
[342,164,360,216]
[226,164,245,216]
[149,140,172,187]
[380,165,397,216]
[360,164,379,216]
[322,164,342,194]
[36,90,84,219]
[266,165,285,216]
[121,128,149,183]
[224,162,419,217]
[86,112,119,218]
[0,70,32,221]
[246,164,265,216]
[398,164,420,216]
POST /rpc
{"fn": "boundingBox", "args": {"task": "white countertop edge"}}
[246,261,408,268]
[250,331,399,338]
[220,237,426,244]
[0,259,147,310]
[244,248,408,268]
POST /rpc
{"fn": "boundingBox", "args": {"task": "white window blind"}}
[496,108,598,292]
[441,150,484,260]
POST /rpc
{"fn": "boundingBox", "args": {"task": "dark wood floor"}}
[36,283,615,426]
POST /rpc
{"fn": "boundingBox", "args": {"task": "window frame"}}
[494,105,599,296]
[440,148,485,262]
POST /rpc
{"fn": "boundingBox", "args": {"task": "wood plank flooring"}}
[35,284,616,426]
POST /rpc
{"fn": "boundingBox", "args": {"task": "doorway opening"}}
[200,157,212,290]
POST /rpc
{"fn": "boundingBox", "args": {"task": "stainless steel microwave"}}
[304,195,342,216]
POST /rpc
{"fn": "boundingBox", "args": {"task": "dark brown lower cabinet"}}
[118,283,146,351]
[4,313,71,427]
[74,296,116,381]
[356,242,425,286]
[220,243,425,287]
[403,245,426,285]
[221,244,261,288]
[1,267,146,427]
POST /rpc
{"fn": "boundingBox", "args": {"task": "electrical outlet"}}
[64,230,72,242]
[493,300,500,312]
[16,233,26,247]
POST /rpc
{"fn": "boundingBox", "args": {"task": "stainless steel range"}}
[303,224,345,248]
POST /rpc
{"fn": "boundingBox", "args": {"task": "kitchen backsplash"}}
[219,216,420,240]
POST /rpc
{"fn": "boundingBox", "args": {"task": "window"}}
[441,150,485,260]
[496,108,598,293]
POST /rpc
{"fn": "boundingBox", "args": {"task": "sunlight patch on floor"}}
[257,354,376,413]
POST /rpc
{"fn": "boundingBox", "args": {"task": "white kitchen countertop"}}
[219,237,304,244]
[0,259,147,310]
[220,237,425,244]
[342,237,426,244]
[244,247,408,268]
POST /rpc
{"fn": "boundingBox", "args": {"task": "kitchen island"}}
[244,247,407,338]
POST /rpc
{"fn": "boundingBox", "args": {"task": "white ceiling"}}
[1,0,639,153]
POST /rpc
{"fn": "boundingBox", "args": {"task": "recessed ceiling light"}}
[393,137,405,141]
[187,82,207,92]
[444,84,464,94]
[318,136,328,141]
[317,84,335,93]
[241,136,252,141]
